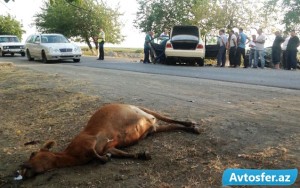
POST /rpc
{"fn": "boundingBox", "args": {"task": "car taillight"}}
[197,44,203,49]
[166,43,172,48]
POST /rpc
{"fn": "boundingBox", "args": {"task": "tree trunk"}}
[84,36,96,55]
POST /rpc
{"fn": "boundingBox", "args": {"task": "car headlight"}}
[74,46,81,53]
[49,47,60,53]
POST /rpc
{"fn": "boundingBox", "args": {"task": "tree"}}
[3,0,80,3]
[265,0,300,31]
[34,0,123,53]
[135,0,279,36]
[0,15,23,39]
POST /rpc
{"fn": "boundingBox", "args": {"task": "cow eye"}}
[30,152,37,159]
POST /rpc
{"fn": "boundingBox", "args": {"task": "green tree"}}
[34,0,123,53]
[135,0,277,36]
[265,0,300,31]
[0,15,23,39]
[3,0,80,3]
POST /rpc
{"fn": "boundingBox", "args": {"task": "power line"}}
[0,0,11,13]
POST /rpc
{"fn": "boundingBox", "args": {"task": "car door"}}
[204,35,220,59]
[32,35,41,58]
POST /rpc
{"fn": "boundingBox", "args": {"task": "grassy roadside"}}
[81,47,143,57]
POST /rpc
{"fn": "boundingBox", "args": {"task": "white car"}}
[164,26,206,66]
[25,33,82,63]
[0,35,25,57]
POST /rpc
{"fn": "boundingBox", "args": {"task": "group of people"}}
[217,28,299,70]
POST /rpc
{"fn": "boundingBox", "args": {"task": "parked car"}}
[164,25,206,66]
[25,33,82,63]
[149,36,169,64]
[149,26,218,66]
[0,35,25,57]
[245,46,273,68]
[245,47,300,69]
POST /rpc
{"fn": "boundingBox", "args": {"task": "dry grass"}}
[0,65,299,187]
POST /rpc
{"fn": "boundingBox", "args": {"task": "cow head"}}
[20,141,57,179]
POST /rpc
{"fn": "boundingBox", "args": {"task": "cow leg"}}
[151,124,201,134]
[92,140,111,163]
[138,107,198,127]
[93,148,111,163]
[106,148,151,160]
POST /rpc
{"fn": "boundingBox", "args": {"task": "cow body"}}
[20,103,200,178]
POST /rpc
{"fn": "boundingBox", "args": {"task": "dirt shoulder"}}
[0,63,299,187]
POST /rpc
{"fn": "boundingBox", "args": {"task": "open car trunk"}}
[170,26,199,50]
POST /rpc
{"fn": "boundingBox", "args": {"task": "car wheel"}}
[26,49,34,61]
[197,59,204,66]
[73,59,80,63]
[0,49,4,57]
[165,57,175,65]
[21,52,26,57]
[41,51,48,63]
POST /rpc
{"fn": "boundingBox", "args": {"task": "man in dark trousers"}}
[286,30,299,70]
[143,31,154,64]
[97,28,105,60]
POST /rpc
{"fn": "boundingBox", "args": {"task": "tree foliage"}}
[265,0,300,31]
[34,0,123,52]
[135,0,284,35]
[0,15,23,39]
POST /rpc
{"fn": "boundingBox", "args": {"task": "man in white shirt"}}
[217,29,228,67]
[227,30,237,67]
[281,34,290,69]
[249,35,256,68]
[254,28,266,68]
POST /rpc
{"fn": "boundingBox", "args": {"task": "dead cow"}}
[20,103,201,179]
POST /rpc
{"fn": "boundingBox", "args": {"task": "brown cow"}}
[19,103,201,179]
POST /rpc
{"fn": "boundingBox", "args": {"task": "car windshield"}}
[0,36,20,43]
[41,35,70,43]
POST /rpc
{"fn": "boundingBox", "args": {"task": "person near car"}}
[160,28,169,38]
[143,31,154,64]
[248,35,257,68]
[97,28,105,60]
[217,29,228,67]
[286,30,300,70]
[227,29,237,67]
[235,28,248,68]
[254,28,266,69]
[272,31,284,69]
[281,32,290,70]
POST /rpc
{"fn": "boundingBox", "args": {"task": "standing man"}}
[235,28,247,68]
[227,29,237,67]
[160,28,169,38]
[143,31,154,64]
[271,31,284,69]
[217,29,228,67]
[286,30,300,70]
[281,32,290,70]
[254,28,266,69]
[97,28,105,60]
[249,35,257,68]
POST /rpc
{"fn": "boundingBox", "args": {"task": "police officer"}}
[97,28,105,60]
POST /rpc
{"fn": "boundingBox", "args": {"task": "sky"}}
[0,0,145,48]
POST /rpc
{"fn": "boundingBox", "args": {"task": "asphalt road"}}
[1,55,300,90]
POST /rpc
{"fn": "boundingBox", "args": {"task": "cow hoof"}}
[106,153,112,161]
[193,126,202,134]
[138,151,152,160]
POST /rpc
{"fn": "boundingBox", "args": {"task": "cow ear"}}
[41,141,56,151]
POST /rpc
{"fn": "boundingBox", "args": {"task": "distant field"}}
[81,47,143,56]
